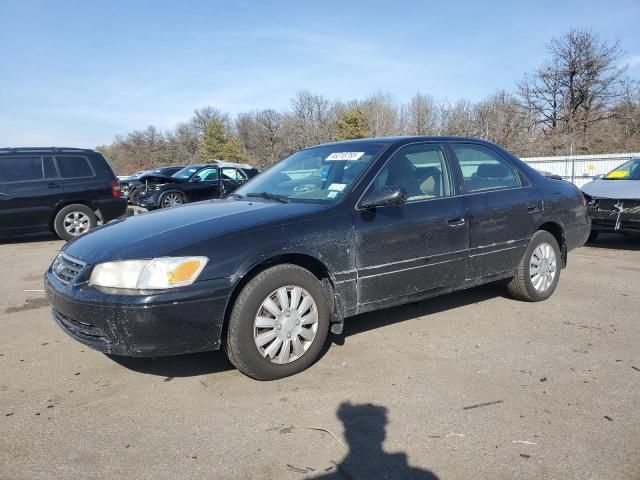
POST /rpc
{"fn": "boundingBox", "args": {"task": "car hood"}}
[137,173,185,183]
[581,179,640,199]
[64,199,328,264]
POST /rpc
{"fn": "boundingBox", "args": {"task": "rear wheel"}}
[53,204,97,241]
[225,264,330,380]
[507,230,561,302]
[159,191,184,208]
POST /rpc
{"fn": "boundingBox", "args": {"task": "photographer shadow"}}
[310,402,438,480]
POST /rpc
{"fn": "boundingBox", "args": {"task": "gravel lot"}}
[1,233,639,480]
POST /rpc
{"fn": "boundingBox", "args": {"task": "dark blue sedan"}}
[45,137,590,379]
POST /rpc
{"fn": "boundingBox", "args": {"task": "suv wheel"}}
[160,192,184,208]
[507,230,561,302]
[54,204,97,241]
[225,264,330,380]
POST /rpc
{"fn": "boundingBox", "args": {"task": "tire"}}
[225,264,331,380]
[128,187,141,205]
[507,230,561,302]
[587,230,599,243]
[159,191,184,208]
[53,204,97,241]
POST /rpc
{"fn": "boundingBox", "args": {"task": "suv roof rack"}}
[0,147,96,154]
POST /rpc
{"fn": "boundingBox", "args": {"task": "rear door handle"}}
[447,217,466,227]
[48,182,60,189]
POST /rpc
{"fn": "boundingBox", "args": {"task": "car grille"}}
[52,253,86,285]
[53,309,109,347]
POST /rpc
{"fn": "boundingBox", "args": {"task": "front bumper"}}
[136,192,160,209]
[45,270,232,357]
[587,199,640,234]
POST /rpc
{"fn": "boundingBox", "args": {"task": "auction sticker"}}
[326,152,365,161]
[328,183,347,191]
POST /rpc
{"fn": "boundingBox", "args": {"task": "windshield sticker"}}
[326,152,365,161]
[328,183,347,191]
[327,191,339,199]
[606,171,628,179]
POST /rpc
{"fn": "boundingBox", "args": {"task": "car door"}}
[220,167,247,197]
[0,155,61,234]
[186,167,221,201]
[450,143,540,279]
[352,142,469,305]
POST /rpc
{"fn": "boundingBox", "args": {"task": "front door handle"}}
[447,217,466,227]
[48,182,60,189]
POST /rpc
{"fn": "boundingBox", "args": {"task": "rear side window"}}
[452,144,521,193]
[55,156,94,178]
[221,167,247,180]
[0,156,43,182]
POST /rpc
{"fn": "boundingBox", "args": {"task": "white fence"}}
[521,152,640,187]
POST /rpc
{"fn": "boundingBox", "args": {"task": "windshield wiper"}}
[246,192,289,203]
[229,192,243,199]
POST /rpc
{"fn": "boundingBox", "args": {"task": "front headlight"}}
[89,257,208,290]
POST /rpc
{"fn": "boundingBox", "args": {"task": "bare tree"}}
[519,28,628,152]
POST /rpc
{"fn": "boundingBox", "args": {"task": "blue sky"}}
[1,0,639,148]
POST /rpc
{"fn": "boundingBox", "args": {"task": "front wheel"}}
[225,264,330,380]
[159,191,184,208]
[507,230,561,302]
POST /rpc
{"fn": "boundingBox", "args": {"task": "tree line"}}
[98,28,640,174]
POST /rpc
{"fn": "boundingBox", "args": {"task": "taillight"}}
[111,180,122,198]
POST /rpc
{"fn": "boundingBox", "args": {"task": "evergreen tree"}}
[335,109,368,140]
[196,119,226,160]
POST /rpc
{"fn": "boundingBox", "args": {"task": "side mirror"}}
[359,186,407,210]
[191,177,201,183]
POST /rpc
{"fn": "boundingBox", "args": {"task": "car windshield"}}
[235,142,387,203]
[172,166,201,179]
[604,159,640,180]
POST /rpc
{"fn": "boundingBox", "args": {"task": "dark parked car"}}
[581,158,640,241]
[135,162,259,209]
[119,166,182,204]
[0,147,126,240]
[45,137,590,379]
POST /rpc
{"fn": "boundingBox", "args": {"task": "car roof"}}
[0,147,96,155]
[309,136,499,149]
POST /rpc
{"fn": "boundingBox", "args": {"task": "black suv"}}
[0,148,127,240]
[136,162,259,209]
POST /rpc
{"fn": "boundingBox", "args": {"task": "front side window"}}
[366,143,452,202]
[0,156,43,183]
[452,144,521,193]
[235,142,388,203]
[55,156,94,178]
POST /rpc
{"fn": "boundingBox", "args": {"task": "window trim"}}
[355,141,458,211]
[0,155,46,184]
[53,155,96,179]
[449,142,528,194]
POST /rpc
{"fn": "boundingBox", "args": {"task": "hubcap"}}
[63,211,90,236]
[162,193,183,207]
[253,286,319,364]
[530,242,557,292]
